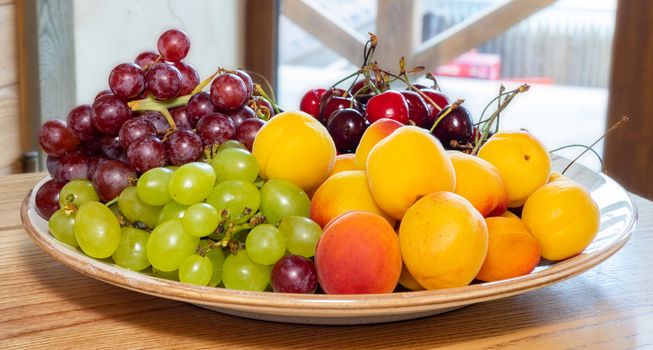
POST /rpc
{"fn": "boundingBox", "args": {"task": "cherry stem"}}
[472,84,529,155]
[429,99,464,132]
[381,68,444,113]
[560,116,628,174]
[549,144,605,172]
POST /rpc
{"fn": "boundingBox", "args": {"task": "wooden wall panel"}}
[605,0,653,199]
[245,0,278,92]
[0,0,22,174]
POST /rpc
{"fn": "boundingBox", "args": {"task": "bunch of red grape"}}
[36,29,272,219]
[299,72,475,154]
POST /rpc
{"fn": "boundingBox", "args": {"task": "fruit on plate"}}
[354,118,403,170]
[449,151,509,217]
[310,170,394,227]
[367,126,455,220]
[315,211,402,294]
[399,192,488,289]
[327,153,356,178]
[521,177,600,261]
[475,217,541,282]
[252,111,336,192]
[398,265,425,291]
[478,131,551,208]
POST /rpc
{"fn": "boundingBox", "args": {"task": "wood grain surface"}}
[1,173,652,349]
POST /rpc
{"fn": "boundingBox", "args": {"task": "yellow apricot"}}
[521,178,600,261]
[399,192,488,289]
[328,154,356,178]
[252,111,336,191]
[478,131,551,208]
[367,126,455,220]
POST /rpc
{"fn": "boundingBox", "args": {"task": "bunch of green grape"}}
[47,143,323,292]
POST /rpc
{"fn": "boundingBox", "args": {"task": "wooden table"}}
[1,173,652,349]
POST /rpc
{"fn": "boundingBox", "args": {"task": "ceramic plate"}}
[21,157,637,324]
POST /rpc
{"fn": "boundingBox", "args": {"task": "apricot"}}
[500,210,520,219]
[399,192,488,289]
[310,170,394,227]
[398,265,425,291]
[367,126,455,220]
[449,151,509,217]
[521,178,600,261]
[354,118,403,169]
[315,211,402,294]
[478,131,551,208]
[328,154,356,178]
[476,217,541,282]
[252,111,336,191]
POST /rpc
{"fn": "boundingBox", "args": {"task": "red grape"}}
[99,134,125,160]
[94,89,113,102]
[235,70,254,98]
[365,90,409,124]
[119,117,157,149]
[170,106,192,129]
[92,160,137,202]
[299,88,326,118]
[67,105,98,142]
[54,150,94,181]
[46,155,60,176]
[400,90,430,128]
[145,63,181,100]
[249,96,276,119]
[157,29,190,62]
[210,73,247,112]
[92,94,132,135]
[327,108,367,153]
[38,119,80,156]
[186,92,216,127]
[35,179,67,220]
[270,255,318,294]
[227,106,255,128]
[165,128,202,165]
[196,113,236,146]
[235,118,265,151]
[432,105,474,148]
[109,63,145,99]
[127,135,166,173]
[134,51,159,69]
[174,61,200,95]
[140,111,170,135]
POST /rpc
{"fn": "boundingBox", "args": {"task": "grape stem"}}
[105,197,119,207]
[254,84,280,115]
[128,94,194,130]
[559,116,629,174]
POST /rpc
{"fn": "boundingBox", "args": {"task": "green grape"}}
[58,179,99,208]
[210,148,259,183]
[146,219,199,272]
[179,254,213,286]
[199,240,225,287]
[182,203,219,237]
[259,179,310,225]
[279,216,323,258]
[112,226,150,271]
[48,208,78,247]
[118,186,162,229]
[165,165,179,171]
[152,267,179,281]
[206,180,260,220]
[217,140,245,153]
[222,249,270,291]
[245,224,286,265]
[168,162,216,205]
[158,201,189,224]
[137,167,173,206]
[73,201,121,258]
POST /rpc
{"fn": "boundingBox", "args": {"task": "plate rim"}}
[20,171,638,317]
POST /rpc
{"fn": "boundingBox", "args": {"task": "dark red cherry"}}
[400,91,430,128]
[319,96,359,125]
[327,108,367,153]
[420,88,450,120]
[365,90,409,124]
[431,105,474,148]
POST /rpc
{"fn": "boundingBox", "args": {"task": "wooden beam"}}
[604,0,653,199]
[413,0,557,71]
[282,0,367,66]
[245,0,279,92]
[375,0,420,69]
[17,0,75,165]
